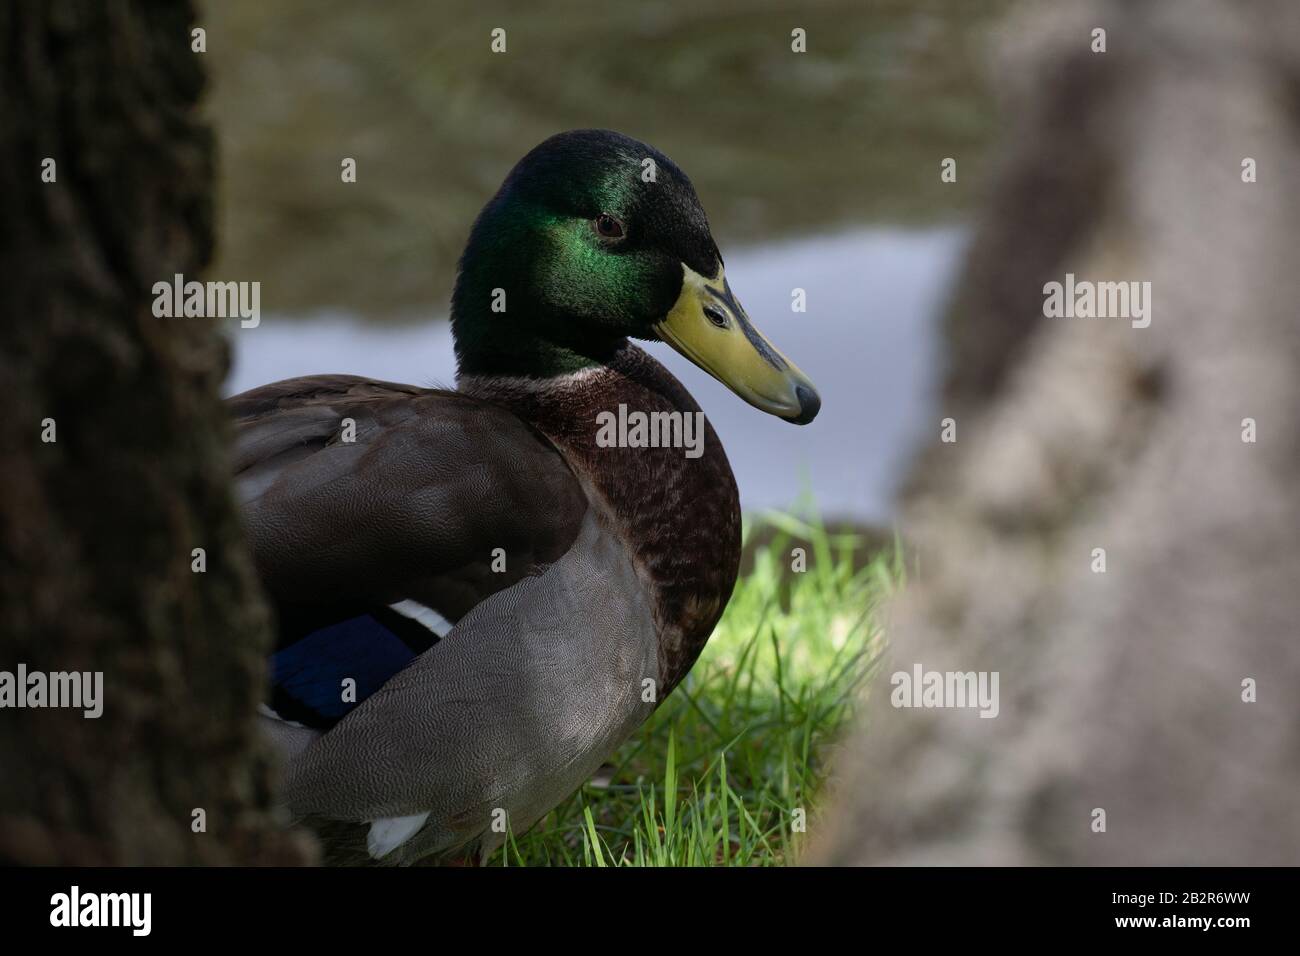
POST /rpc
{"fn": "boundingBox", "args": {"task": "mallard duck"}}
[231,129,820,864]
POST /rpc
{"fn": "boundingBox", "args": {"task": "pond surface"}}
[225,226,966,523]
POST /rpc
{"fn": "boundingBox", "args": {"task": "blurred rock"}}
[810,0,1300,865]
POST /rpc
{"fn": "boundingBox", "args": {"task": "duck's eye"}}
[593,213,625,239]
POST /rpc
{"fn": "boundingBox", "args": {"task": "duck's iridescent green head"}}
[452,129,819,425]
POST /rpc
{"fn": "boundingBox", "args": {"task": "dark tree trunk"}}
[0,0,307,864]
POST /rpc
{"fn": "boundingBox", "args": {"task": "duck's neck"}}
[457,344,742,693]
[452,316,626,379]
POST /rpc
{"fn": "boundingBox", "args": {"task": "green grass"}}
[489,513,900,866]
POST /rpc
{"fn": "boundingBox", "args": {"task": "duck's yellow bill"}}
[654,265,820,424]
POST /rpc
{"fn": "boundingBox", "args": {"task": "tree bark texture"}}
[0,0,308,864]
[811,0,1300,865]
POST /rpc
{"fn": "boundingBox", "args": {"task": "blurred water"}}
[225,226,966,523]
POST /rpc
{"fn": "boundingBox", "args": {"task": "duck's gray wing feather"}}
[229,375,587,624]
[230,376,656,864]
[281,509,661,865]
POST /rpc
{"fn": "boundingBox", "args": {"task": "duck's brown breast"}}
[458,344,742,693]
